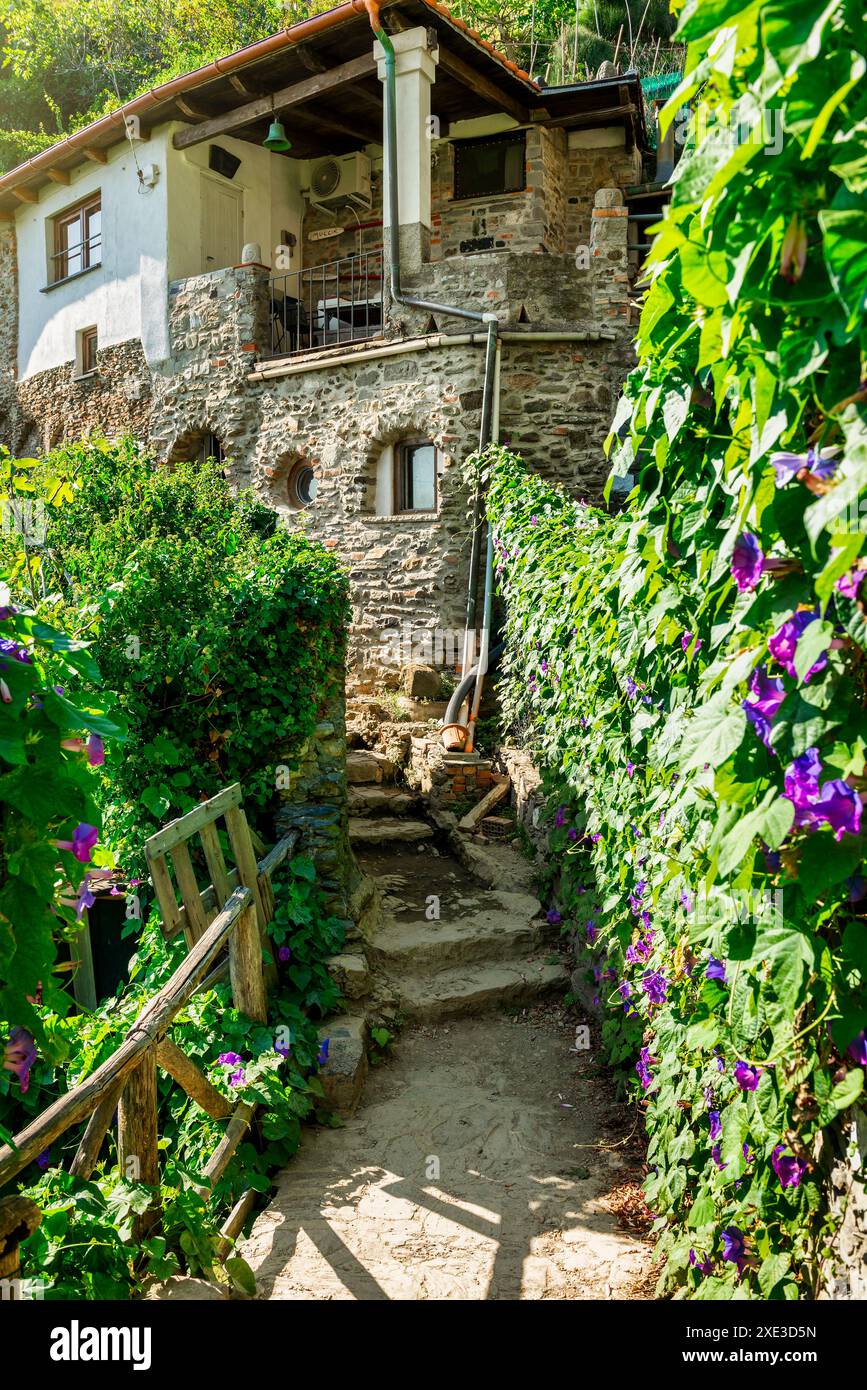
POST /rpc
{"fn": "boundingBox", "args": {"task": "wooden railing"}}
[0,784,296,1278]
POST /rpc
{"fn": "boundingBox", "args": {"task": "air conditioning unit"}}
[308,153,372,210]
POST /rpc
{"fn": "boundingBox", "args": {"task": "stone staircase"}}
[338,748,567,1035]
[347,749,431,846]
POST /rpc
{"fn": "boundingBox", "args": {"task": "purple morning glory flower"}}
[86,734,105,767]
[732,533,764,592]
[278,945,292,962]
[711,1144,727,1170]
[530,515,538,526]
[836,568,863,602]
[770,445,841,488]
[35,1149,51,1171]
[742,665,787,749]
[714,1050,726,1073]
[540,659,548,676]
[772,1145,807,1188]
[680,890,693,913]
[0,637,32,665]
[846,1031,867,1066]
[706,957,728,984]
[586,921,597,943]
[567,827,578,841]
[681,631,702,654]
[274,1039,291,1058]
[709,1110,722,1141]
[3,1027,37,1093]
[618,980,631,1002]
[546,908,562,926]
[743,1140,755,1164]
[768,610,827,683]
[218,1051,242,1065]
[689,1249,713,1275]
[555,805,566,828]
[317,1039,330,1066]
[55,822,99,864]
[591,831,601,843]
[625,677,638,699]
[783,747,822,823]
[804,780,863,841]
[641,969,668,1006]
[626,761,636,778]
[721,1227,747,1270]
[75,873,97,920]
[636,1046,653,1090]
[734,1060,761,1091]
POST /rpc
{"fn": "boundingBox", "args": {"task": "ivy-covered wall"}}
[482,0,867,1300]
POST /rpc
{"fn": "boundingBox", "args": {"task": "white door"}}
[201,175,242,273]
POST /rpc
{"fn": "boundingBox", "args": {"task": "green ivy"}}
[482,0,867,1301]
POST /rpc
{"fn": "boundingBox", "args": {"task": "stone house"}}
[0,0,651,693]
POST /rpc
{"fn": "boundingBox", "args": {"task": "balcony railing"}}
[268,251,383,357]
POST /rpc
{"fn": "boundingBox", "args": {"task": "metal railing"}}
[268,250,383,357]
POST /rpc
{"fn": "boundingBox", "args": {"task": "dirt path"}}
[240,1007,654,1300]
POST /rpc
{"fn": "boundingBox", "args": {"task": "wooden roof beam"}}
[437,47,529,126]
[12,186,38,203]
[83,147,108,164]
[173,52,377,151]
[45,168,71,185]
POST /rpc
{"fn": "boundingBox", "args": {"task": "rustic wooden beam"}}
[172,52,377,150]
[155,1037,233,1119]
[45,168,71,185]
[176,96,206,119]
[118,1049,160,1233]
[0,885,252,1187]
[12,187,38,204]
[169,841,209,944]
[538,103,637,130]
[70,1076,125,1179]
[291,105,381,148]
[146,849,184,943]
[83,147,108,164]
[438,48,530,125]
[458,774,511,831]
[146,783,243,859]
[217,1187,260,1260]
[229,903,268,1023]
[192,1103,255,1197]
[229,74,264,98]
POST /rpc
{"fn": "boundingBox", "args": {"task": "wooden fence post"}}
[229,903,268,1023]
[118,1047,160,1233]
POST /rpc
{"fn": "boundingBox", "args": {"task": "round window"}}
[287,462,318,509]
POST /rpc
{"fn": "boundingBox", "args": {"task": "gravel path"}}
[240,1008,654,1300]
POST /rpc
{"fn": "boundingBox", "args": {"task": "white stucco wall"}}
[165,130,304,281]
[16,121,307,379]
[15,128,172,380]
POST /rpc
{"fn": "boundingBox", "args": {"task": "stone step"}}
[347,750,397,786]
[349,817,434,846]
[347,785,417,817]
[316,1015,368,1117]
[392,954,568,1023]
[368,891,546,969]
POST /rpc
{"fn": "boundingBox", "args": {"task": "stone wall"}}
[148,286,629,689]
[0,226,25,454]
[12,340,152,455]
[274,690,351,919]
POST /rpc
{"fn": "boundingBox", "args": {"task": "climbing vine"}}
[483,0,867,1299]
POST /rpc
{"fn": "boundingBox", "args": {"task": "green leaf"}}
[829,1068,864,1113]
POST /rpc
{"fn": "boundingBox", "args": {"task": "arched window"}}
[168,429,226,468]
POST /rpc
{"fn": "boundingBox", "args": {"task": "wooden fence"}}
[0,783,296,1282]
